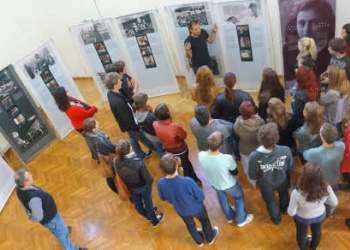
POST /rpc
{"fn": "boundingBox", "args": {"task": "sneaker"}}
[237,214,254,227]
[67,226,72,234]
[144,150,153,159]
[153,213,164,227]
[345,218,350,228]
[196,228,204,247]
[306,235,312,247]
[147,207,158,221]
[227,206,236,223]
[207,226,219,245]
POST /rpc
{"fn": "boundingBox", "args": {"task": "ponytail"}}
[223,72,237,104]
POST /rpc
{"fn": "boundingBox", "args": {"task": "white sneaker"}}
[227,206,236,223]
[237,214,254,227]
[196,228,204,247]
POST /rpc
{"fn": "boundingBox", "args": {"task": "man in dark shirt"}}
[113,61,139,104]
[104,72,155,159]
[321,38,350,82]
[15,169,87,250]
[184,21,218,74]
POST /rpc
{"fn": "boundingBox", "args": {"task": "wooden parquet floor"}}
[1,78,350,250]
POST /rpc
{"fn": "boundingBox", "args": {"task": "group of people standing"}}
[13,21,350,250]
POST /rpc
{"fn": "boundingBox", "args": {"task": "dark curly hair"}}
[53,87,70,112]
[297,162,329,202]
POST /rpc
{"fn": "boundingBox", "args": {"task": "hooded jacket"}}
[234,115,265,155]
[135,110,157,136]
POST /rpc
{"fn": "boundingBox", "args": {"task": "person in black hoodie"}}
[134,93,165,158]
[248,123,294,225]
[212,72,257,160]
[15,169,87,250]
[114,139,164,227]
[104,72,154,159]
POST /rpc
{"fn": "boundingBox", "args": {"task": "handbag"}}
[113,158,131,201]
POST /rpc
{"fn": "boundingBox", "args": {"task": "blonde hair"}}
[297,37,317,61]
[328,65,350,97]
[267,98,290,129]
[303,101,324,135]
[192,65,218,108]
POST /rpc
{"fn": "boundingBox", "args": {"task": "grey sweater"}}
[190,118,233,153]
[234,115,265,155]
[319,90,348,124]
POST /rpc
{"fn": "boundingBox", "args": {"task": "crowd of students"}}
[15,24,350,249]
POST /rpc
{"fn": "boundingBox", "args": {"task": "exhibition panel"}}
[70,18,127,100]
[0,156,15,213]
[165,2,224,86]
[214,0,270,90]
[15,41,84,139]
[114,10,179,96]
[0,65,55,163]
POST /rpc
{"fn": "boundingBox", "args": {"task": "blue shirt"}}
[157,175,204,216]
[198,152,237,190]
[303,141,345,186]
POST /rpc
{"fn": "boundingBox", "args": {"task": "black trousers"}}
[170,147,200,182]
[295,219,323,250]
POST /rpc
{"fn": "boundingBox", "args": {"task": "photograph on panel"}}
[23,48,55,79]
[140,46,153,56]
[173,5,209,28]
[78,22,111,45]
[94,42,107,55]
[143,55,156,68]
[223,1,261,25]
[121,13,155,38]
[136,35,150,46]
[279,0,335,90]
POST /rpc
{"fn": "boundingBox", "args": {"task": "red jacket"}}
[65,98,98,130]
[341,126,350,173]
[153,118,187,153]
[346,45,350,58]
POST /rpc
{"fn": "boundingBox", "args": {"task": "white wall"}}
[0,0,349,77]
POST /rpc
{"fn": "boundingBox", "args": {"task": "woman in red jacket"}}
[54,87,98,133]
[341,24,350,57]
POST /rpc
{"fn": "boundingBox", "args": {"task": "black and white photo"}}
[78,22,111,45]
[143,55,156,68]
[121,13,155,38]
[173,5,209,28]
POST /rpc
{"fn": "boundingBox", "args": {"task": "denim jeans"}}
[42,213,78,250]
[130,185,158,226]
[231,131,240,159]
[295,219,323,250]
[170,147,200,182]
[241,154,256,187]
[180,205,215,245]
[215,182,247,224]
[333,122,343,140]
[143,132,165,158]
[259,180,290,224]
[127,129,156,158]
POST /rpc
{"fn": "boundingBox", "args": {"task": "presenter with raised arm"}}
[184,21,218,74]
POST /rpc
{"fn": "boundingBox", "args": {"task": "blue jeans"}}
[215,182,247,224]
[127,129,157,158]
[180,205,215,245]
[143,132,165,158]
[130,185,158,226]
[259,180,290,224]
[42,213,78,250]
[333,122,343,140]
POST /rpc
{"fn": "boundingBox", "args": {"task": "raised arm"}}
[207,23,218,44]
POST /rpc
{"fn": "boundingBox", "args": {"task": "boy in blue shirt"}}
[157,153,218,247]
